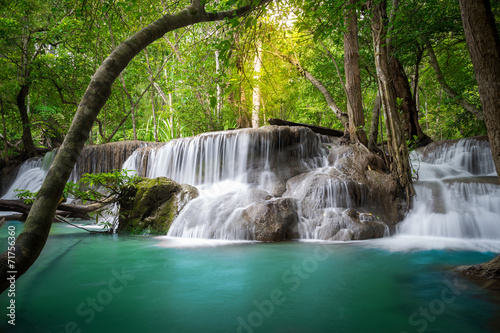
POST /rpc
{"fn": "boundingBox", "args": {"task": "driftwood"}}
[268,118,344,137]
[0,199,110,219]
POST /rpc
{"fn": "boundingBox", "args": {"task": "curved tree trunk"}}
[369,0,415,201]
[0,0,268,294]
[16,85,37,158]
[270,52,348,126]
[425,40,484,121]
[459,0,500,183]
[344,0,368,145]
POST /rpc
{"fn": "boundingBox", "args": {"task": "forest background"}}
[0,0,493,161]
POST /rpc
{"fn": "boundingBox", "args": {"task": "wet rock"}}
[329,143,405,230]
[117,177,198,235]
[240,198,298,242]
[73,141,163,180]
[456,255,500,290]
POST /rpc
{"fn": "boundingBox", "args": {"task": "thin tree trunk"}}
[0,0,269,293]
[16,85,37,157]
[145,48,158,142]
[252,39,262,128]
[270,51,348,126]
[368,90,381,152]
[459,0,500,183]
[344,0,368,145]
[370,0,415,200]
[425,40,484,121]
[215,48,222,120]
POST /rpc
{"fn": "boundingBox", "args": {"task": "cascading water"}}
[398,137,500,239]
[1,151,56,199]
[123,126,330,240]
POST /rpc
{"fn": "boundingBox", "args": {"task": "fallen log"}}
[268,118,344,137]
[0,199,111,219]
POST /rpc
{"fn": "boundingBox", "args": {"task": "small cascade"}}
[70,141,158,182]
[2,142,153,198]
[398,137,500,239]
[2,151,56,199]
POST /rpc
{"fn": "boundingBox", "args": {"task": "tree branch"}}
[425,40,484,120]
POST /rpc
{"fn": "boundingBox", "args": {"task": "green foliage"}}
[14,189,37,204]
[0,0,491,156]
[14,170,141,229]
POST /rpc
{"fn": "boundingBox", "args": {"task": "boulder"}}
[328,143,405,230]
[117,177,198,235]
[240,198,298,242]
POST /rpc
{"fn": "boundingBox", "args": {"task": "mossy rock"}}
[117,177,198,235]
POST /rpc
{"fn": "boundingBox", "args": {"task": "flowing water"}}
[397,138,500,240]
[1,221,499,333]
[1,133,500,332]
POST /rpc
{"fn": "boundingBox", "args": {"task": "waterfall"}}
[2,151,56,199]
[398,137,500,239]
[123,126,329,240]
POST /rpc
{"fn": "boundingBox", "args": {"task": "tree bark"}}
[0,0,269,293]
[145,48,158,142]
[16,85,37,157]
[459,0,500,183]
[425,40,484,121]
[344,0,368,145]
[0,199,108,218]
[369,0,415,200]
[268,118,344,137]
[389,57,432,147]
[368,90,381,152]
[252,39,262,128]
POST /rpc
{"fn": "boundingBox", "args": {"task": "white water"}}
[398,138,500,240]
[4,130,500,249]
[123,128,328,240]
[2,151,56,199]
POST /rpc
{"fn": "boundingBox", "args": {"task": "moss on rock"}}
[117,177,198,235]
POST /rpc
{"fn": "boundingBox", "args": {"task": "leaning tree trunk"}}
[16,85,37,157]
[344,0,368,146]
[370,0,415,200]
[0,0,268,294]
[389,57,432,147]
[425,40,483,121]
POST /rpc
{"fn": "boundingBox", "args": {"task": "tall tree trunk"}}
[252,39,262,128]
[344,0,368,145]
[389,57,432,147]
[215,48,222,120]
[145,48,158,142]
[16,85,37,157]
[425,40,484,121]
[459,0,500,183]
[368,90,381,152]
[0,0,268,293]
[370,0,415,200]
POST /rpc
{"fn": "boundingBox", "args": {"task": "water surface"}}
[1,221,499,333]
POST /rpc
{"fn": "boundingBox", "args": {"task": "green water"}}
[1,221,499,333]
